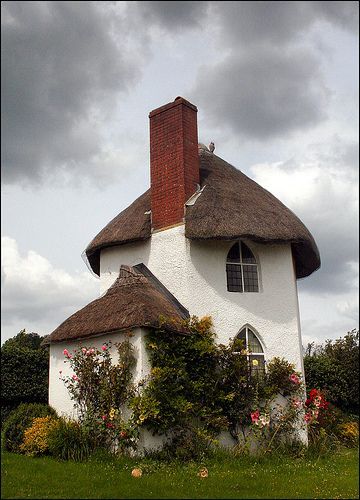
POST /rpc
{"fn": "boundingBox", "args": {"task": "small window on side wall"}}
[226,241,259,292]
[234,326,265,377]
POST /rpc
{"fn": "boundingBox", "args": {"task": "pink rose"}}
[81,348,87,354]
[101,345,107,351]
[304,412,312,423]
[290,373,300,384]
[102,415,107,421]
[71,374,79,381]
[251,410,260,424]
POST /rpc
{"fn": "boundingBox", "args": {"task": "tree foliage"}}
[304,329,359,415]
[1,329,49,423]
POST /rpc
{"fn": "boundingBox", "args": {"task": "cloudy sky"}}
[1,1,359,347]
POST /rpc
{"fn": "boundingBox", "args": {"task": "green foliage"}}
[130,317,226,458]
[1,329,49,423]
[2,402,57,452]
[2,329,47,350]
[304,329,359,414]
[47,417,94,461]
[131,316,305,459]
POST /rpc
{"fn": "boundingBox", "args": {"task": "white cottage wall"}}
[100,224,304,373]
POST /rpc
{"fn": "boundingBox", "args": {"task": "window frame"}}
[234,325,266,376]
[226,241,259,293]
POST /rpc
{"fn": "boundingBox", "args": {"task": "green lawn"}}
[1,448,359,499]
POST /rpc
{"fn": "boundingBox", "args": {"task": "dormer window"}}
[226,241,259,292]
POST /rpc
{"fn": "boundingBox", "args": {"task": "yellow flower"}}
[252,359,259,366]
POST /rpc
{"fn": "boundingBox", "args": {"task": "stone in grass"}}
[197,467,208,478]
[131,468,142,478]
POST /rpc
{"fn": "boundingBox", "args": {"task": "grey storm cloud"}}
[132,1,210,30]
[1,1,143,185]
[137,1,358,42]
[142,1,356,140]
[311,1,359,33]
[211,1,359,46]
[193,47,329,140]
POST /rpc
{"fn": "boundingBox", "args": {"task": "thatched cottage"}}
[46,97,320,447]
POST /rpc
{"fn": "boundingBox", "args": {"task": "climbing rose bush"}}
[305,388,329,424]
[60,335,138,452]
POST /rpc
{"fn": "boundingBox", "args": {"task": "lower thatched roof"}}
[45,265,190,344]
[85,150,320,279]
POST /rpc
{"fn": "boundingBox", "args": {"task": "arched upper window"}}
[226,241,259,292]
[234,326,265,376]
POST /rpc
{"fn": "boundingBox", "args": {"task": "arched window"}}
[234,326,265,376]
[226,241,259,292]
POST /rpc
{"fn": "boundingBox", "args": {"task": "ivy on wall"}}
[131,317,304,457]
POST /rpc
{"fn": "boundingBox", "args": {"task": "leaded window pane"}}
[237,329,246,344]
[243,265,259,292]
[247,330,263,353]
[250,354,266,377]
[226,264,243,292]
[227,242,240,262]
[226,241,259,293]
[241,242,256,263]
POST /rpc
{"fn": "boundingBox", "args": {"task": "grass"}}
[1,448,359,499]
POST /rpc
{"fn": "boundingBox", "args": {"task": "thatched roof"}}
[85,150,320,279]
[86,190,151,276]
[45,265,190,344]
[186,152,320,279]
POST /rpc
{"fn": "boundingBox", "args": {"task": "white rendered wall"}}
[100,224,304,373]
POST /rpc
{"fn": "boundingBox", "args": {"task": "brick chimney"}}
[149,96,200,231]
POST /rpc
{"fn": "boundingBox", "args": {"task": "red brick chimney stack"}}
[149,96,200,231]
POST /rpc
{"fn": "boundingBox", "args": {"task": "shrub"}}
[336,421,359,447]
[304,329,359,414]
[1,330,49,424]
[131,317,305,459]
[20,416,58,456]
[2,402,57,452]
[47,417,94,461]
